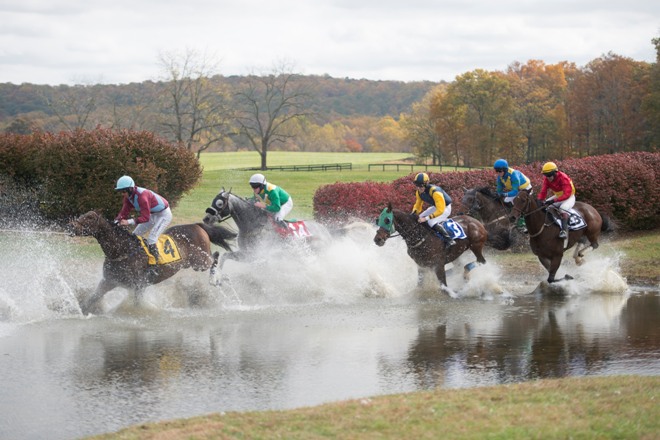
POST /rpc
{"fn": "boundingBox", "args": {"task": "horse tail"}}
[599,212,615,233]
[197,223,237,252]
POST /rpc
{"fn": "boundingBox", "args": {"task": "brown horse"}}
[461,186,513,250]
[373,203,487,290]
[508,191,610,283]
[69,211,236,315]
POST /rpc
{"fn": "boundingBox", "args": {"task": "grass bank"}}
[89,375,660,439]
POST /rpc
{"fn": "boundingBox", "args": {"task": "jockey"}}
[494,158,532,232]
[411,172,455,246]
[249,173,293,226]
[114,175,172,268]
[537,162,576,239]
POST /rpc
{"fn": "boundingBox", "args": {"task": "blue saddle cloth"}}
[439,219,467,240]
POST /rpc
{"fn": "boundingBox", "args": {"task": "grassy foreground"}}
[89,376,660,439]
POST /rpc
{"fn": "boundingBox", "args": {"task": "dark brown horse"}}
[69,211,236,315]
[508,191,609,283]
[461,186,513,250]
[373,203,487,291]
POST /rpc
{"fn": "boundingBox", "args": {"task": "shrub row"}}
[313,152,660,230]
[0,128,202,222]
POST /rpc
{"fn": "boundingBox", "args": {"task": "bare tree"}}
[158,49,233,157]
[42,83,100,131]
[234,64,314,169]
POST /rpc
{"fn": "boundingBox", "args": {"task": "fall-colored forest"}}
[1,41,658,167]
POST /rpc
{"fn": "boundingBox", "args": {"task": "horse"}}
[69,211,237,315]
[508,190,610,283]
[373,203,488,291]
[461,186,520,250]
[202,189,331,284]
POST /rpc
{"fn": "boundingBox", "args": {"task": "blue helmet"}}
[493,159,508,172]
[115,175,135,191]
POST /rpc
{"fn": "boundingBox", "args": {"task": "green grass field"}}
[174,151,415,222]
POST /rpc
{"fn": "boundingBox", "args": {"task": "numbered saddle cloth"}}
[137,235,182,265]
[274,219,312,239]
[441,218,467,240]
[552,209,587,231]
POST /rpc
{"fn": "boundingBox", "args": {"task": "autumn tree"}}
[449,70,516,166]
[401,85,444,164]
[233,64,314,169]
[158,49,234,157]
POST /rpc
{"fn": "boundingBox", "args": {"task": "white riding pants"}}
[421,204,452,227]
[133,207,172,245]
[274,197,293,222]
[547,195,575,214]
[504,187,533,204]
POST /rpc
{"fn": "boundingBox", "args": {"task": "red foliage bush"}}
[0,128,202,221]
[313,153,660,230]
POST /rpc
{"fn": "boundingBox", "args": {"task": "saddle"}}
[271,219,313,239]
[545,207,587,231]
[434,219,467,240]
[137,235,182,265]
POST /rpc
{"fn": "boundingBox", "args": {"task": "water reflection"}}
[1,231,660,439]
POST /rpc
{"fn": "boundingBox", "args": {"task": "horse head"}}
[509,190,532,223]
[373,203,395,246]
[204,188,269,236]
[204,188,232,225]
[69,210,106,237]
[461,188,481,216]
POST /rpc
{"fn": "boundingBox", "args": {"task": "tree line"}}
[1,41,658,169]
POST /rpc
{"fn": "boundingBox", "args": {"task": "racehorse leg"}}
[546,255,565,283]
[573,236,599,266]
[80,278,116,315]
[433,264,447,288]
[209,251,246,286]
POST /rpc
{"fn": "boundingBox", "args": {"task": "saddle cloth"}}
[274,220,313,239]
[551,208,587,230]
[137,234,182,265]
[440,218,467,240]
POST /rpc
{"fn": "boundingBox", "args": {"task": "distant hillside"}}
[0,75,438,125]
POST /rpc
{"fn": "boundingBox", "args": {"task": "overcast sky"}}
[1,0,658,86]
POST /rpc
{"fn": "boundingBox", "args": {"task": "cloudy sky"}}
[1,0,658,86]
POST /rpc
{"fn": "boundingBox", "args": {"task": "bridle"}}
[510,195,550,238]
[466,189,510,226]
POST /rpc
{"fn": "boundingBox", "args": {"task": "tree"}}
[41,83,100,131]
[158,49,234,157]
[233,64,314,170]
[400,85,444,163]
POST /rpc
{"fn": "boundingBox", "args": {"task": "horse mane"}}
[476,186,499,200]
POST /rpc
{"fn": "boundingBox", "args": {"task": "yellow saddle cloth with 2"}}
[137,235,182,265]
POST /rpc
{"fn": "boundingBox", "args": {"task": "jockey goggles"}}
[250,182,262,189]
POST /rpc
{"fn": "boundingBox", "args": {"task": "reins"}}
[512,197,552,238]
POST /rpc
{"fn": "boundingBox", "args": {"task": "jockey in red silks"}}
[537,162,576,239]
[114,175,172,266]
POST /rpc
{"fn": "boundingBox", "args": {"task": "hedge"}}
[0,128,202,223]
[313,152,660,230]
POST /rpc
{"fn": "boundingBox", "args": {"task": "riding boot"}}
[432,223,456,246]
[146,243,160,280]
[559,215,569,239]
[517,217,528,234]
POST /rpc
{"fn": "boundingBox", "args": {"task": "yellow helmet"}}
[542,162,558,175]
[414,173,429,186]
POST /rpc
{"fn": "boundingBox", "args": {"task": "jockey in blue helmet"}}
[115,175,172,275]
[494,159,532,233]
